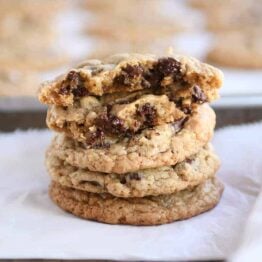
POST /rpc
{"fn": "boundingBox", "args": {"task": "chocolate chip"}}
[86,128,110,149]
[88,181,101,187]
[156,57,182,78]
[95,106,128,136]
[136,103,157,128]
[186,158,194,164]
[123,64,143,78]
[113,64,143,86]
[72,86,88,97]
[120,177,126,184]
[143,70,161,89]
[192,85,207,104]
[172,117,188,133]
[60,71,88,98]
[120,173,141,184]
[127,172,141,181]
[142,57,183,91]
[114,74,126,85]
[59,86,70,95]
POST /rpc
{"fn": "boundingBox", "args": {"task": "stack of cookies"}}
[39,53,224,225]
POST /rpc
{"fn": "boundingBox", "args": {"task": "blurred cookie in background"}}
[0,42,68,72]
[0,68,40,97]
[207,29,262,69]
[189,0,238,10]
[206,0,262,32]
[190,0,262,32]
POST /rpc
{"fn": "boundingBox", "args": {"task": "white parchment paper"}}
[0,122,262,260]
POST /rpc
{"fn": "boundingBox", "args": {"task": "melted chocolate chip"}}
[156,57,182,78]
[192,85,207,104]
[59,86,70,95]
[136,103,157,128]
[88,181,101,187]
[72,86,88,97]
[59,71,88,98]
[142,57,183,91]
[86,128,110,149]
[123,64,143,78]
[95,106,127,136]
[113,64,143,86]
[120,176,127,184]
[172,117,188,133]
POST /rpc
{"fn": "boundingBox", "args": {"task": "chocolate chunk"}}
[113,74,126,86]
[143,57,183,91]
[113,64,143,86]
[72,86,88,97]
[88,181,101,187]
[120,176,127,184]
[60,71,88,98]
[185,158,194,164]
[59,86,70,95]
[156,57,182,78]
[127,172,141,181]
[95,106,128,136]
[192,85,207,103]
[123,64,143,78]
[172,117,188,133]
[143,70,161,89]
[86,128,110,149]
[136,103,157,128]
[120,173,141,184]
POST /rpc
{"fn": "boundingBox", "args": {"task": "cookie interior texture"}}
[39,53,223,107]
[49,104,215,174]
[46,93,189,142]
[46,144,220,197]
[49,178,224,225]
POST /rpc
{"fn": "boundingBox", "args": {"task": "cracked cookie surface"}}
[47,94,187,142]
[47,145,220,197]
[49,178,224,225]
[39,53,223,106]
[48,104,215,174]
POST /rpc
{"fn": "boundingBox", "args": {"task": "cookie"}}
[38,53,223,106]
[49,178,224,225]
[86,18,185,44]
[48,104,215,174]
[189,0,238,10]
[0,42,68,71]
[207,30,262,68]
[0,68,39,97]
[205,0,262,32]
[47,94,186,142]
[47,144,220,198]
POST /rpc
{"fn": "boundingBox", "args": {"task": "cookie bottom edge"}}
[49,178,224,226]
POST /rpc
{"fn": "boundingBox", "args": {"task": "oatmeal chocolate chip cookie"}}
[49,178,224,225]
[0,68,39,97]
[47,94,186,142]
[49,104,215,174]
[47,145,220,198]
[39,53,223,106]
[207,30,262,68]
[0,42,68,71]
[205,0,262,32]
